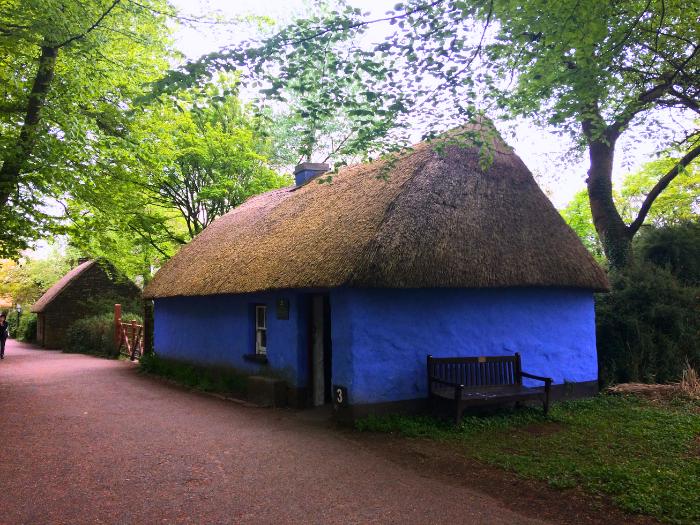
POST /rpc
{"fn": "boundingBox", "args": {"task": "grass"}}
[139,352,248,396]
[356,394,700,524]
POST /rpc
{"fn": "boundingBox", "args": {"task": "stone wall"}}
[42,264,141,349]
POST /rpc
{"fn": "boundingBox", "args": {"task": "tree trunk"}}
[0,45,58,208]
[585,134,633,268]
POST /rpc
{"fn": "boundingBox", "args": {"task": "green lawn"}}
[356,395,700,524]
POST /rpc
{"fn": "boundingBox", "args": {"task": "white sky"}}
[170,0,610,207]
[21,0,681,260]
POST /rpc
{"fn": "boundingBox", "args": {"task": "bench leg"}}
[454,385,464,425]
[543,380,551,415]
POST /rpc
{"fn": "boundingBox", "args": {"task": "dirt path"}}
[0,340,549,524]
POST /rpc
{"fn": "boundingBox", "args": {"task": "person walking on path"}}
[0,313,8,359]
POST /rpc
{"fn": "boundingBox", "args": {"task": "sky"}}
[24,0,685,260]
[169,0,612,207]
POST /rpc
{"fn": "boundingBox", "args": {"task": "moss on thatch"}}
[144,127,608,299]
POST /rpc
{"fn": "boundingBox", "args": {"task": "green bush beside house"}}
[6,310,37,342]
[64,311,142,358]
[595,222,700,385]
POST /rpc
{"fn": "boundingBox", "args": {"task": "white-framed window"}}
[255,305,267,355]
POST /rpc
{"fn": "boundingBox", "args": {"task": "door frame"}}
[308,294,332,406]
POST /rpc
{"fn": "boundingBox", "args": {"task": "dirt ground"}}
[0,341,657,524]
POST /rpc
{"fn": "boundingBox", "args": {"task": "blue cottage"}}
[143,126,609,416]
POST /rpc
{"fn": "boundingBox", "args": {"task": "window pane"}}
[256,306,266,328]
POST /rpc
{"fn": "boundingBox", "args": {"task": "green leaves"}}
[65,76,291,280]
[0,0,173,258]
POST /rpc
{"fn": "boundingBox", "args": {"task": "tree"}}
[562,156,699,262]
[619,157,699,226]
[65,78,290,280]
[0,247,73,306]
[149,79,290,238]
[249,3,406,164]
[155,0,410,166]
[473,0,700,267]
[561,190,605,263]
[0,0,172,257]
[173,0,699,267]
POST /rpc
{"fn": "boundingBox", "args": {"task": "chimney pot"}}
[294,163,329,186]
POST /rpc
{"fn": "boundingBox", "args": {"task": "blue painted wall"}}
[154,287,597,406]
[329,288,597,405]
[153,292,309,386]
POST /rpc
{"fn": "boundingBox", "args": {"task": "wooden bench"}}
[427,353,552,424]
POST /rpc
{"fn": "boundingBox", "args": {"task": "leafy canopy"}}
[66,77,291,281]
[0,0,173,257]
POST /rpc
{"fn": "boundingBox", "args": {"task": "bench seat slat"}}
[432,385,546,401]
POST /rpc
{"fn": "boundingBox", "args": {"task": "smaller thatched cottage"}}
[31,259,141,349]
[144,123,609,416]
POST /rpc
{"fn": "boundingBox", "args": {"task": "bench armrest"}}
[520,371,553,384]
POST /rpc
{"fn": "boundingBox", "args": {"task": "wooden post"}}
[130,319,137,360]
[143,300,154,355]
[114,303,122,349]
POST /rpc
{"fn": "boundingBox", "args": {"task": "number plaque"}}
[275,298,290,320]
[333,385,348,408]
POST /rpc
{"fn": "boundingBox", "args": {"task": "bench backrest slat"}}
[427,354,523,388]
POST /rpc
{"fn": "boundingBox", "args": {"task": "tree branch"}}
[0,43,58,208]
[610,78,673,134]
[628,141,700,234]
[56,0,122,48]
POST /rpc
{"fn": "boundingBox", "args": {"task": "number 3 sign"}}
[333,385,348,407]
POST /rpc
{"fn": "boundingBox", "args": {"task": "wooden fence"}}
[114,304,143,361]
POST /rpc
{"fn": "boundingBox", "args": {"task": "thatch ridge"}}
[144,128,609,299]
[31,260,95,313]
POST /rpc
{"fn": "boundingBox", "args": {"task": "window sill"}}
[244,353,269,364]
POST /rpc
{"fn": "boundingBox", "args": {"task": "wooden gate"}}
[114,304,143,361]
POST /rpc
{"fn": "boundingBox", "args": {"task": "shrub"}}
[64,311,142,357]
[636,221,700,285]
[5,310,19,337]
[16,313,37,342]
[4,311,37,342]
[596,222,700,385]
[140,353,248,395]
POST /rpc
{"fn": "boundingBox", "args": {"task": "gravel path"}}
[0,340,546,524]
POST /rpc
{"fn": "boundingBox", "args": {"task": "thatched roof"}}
[31,260,95,313]
[144,126,609,299]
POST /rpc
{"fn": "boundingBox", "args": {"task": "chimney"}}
[294,162,329,186]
